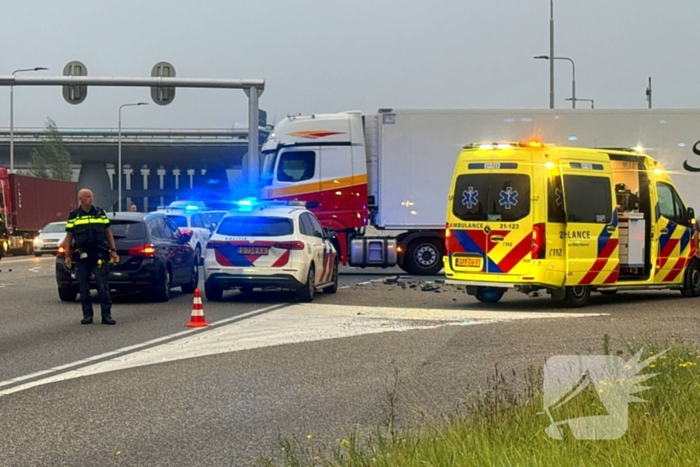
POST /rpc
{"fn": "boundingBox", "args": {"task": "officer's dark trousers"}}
[76,256,112,319]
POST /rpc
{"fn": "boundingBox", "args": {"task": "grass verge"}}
[255,337,700,467]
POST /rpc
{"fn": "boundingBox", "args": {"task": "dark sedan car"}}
[56,212,199,302]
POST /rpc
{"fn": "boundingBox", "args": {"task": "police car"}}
[203,199,339,302]
[157,204,214,264]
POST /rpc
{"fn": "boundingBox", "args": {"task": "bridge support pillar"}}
[77,163,114,210]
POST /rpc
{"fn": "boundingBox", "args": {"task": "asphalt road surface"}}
[1,255,699,466]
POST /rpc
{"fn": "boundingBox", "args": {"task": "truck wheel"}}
[475,287,505,303]
[403,238,444,276]
[58,287,78,302]
[23,241,33,255]
[205,280,223,301]
[681,259,700,297]
[564,286,591,308]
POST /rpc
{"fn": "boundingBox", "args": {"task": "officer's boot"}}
[101,316,116,325]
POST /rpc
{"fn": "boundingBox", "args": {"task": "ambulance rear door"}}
[450,154,534,277]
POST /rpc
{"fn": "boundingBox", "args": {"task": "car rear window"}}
[166,215,188,228]
[205,211,226,225]
[109,221,146,240]
[452,174,531,222]
[217,216,294,237]
[42,223,66,234]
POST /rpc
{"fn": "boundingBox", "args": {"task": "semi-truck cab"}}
[260,111,446,275]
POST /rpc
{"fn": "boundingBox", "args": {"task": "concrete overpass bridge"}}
[0,126,270,211]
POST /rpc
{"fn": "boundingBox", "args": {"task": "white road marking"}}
[28,267,41,273]
[0,304,285,391]
[0,257,53,264]
[0,304,606,398]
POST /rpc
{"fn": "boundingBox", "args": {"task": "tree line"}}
[28,117,72,181]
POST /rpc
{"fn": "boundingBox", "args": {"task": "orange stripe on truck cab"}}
[266,174,367,198]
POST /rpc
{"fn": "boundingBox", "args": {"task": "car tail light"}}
[273,241,305,250]
[128,244,156,257]
[57,246,65,258]
[532,223,546,259]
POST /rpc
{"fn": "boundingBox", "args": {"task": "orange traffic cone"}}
[186,288,210,328]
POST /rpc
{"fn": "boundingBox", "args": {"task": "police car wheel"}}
[205,280,223,301]
[297,266,315,303]
[564,286,590,308]
[681,259,700,297]
[195,246,202,266]
[475,287,504,303]
[324,261,339,294]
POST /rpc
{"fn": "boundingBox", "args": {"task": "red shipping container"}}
[5,171,77,232]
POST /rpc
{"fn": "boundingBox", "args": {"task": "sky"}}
[1,0,700,130]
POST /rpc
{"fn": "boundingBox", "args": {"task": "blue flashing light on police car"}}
[237,197,256,208]
[230,197,306,212]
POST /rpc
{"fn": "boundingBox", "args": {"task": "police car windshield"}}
[452,174,531,222]
[217,216,293,237]
[109,220,146,240]
[42,222,66,234]
[166,215,188,228]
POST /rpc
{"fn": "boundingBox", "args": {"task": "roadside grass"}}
[255,336,700,467]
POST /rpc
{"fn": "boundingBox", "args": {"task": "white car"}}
[159,207,214,263]
[33,222,67,256]
[203,200,339,302]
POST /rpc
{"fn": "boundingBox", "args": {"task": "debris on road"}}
[420,282,441,292]
[383,275,400,284]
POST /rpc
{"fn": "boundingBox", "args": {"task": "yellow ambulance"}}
[444,141,699,307]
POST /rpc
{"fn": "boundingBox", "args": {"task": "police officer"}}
[62,189,119,325]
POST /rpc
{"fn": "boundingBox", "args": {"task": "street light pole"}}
[534,55,575,108]
[549,0,554,109]
[118,102,148,212]
[9,67,48,173]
